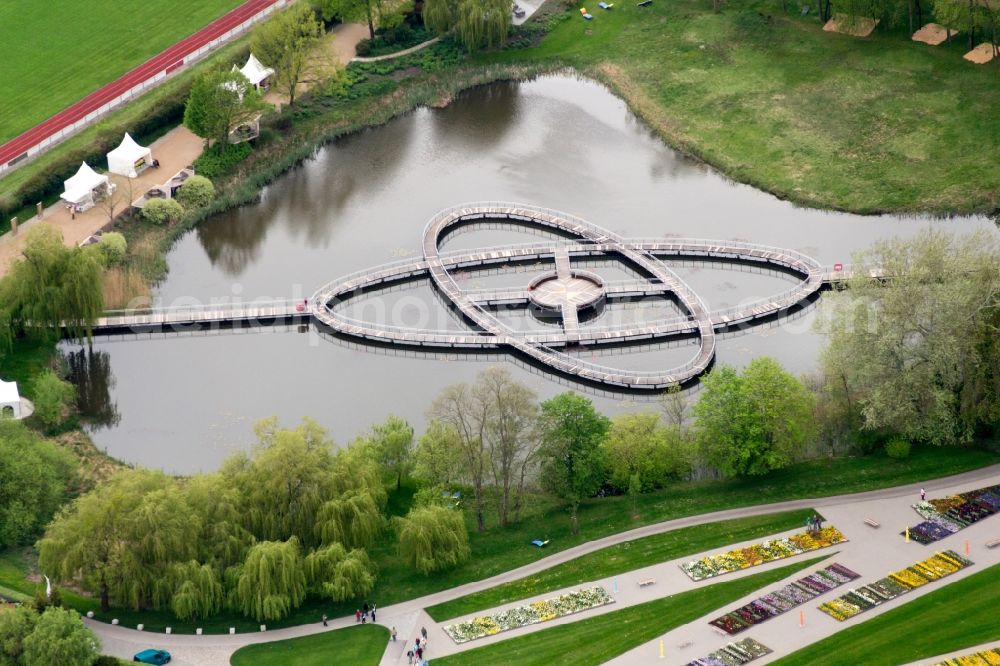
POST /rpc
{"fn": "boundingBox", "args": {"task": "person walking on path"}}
[921,488,926,501]
[421,626,428,640]
[363,601,369,615]
[391,626,397,641]
[322,614,328,627]
[370,608,376,622]
[355,609,361,623]
[407,650,414,665]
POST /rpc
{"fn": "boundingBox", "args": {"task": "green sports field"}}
[0,0,243,144]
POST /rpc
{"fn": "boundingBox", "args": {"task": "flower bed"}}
[930,647,1000,666]
[681,527,847,581]
[708,563,860,635]
[443,586,613,643]
[819,551,972,622]
[905,484,1000,544]
[685,637,772,666]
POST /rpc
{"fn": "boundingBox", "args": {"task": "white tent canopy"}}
[237,53,274,88]
[107,133,152,177]
[0,379,21,419]
[61,162,110,207]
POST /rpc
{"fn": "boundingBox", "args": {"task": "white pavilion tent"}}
[60,162,111,211]
[236,53,274,90]
[107,133,152,177]
[0,379,21,419]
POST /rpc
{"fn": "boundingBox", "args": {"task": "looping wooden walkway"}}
[309,203,827,390]
[88,204,829,390]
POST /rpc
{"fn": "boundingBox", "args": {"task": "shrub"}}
[97,232,127,265]
[192,142,252,179]
[885,437,912,459]
[141,198,184,225]
[175,175,215,208]
[31,371,76,430]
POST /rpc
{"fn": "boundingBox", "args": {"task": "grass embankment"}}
[435,555,830,666]
[0,0,242,144]
[488,0,1000,214]
[230,624,389,666]
[772,562,1000,665]
[426,509,814,621]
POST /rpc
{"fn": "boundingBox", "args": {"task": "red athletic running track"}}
[0,0,281,168]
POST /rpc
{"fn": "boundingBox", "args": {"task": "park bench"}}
[638,578,656,587]
[863,518,880,528]
[986,538,1000,549]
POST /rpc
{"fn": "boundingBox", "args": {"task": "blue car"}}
[134,649,171,664]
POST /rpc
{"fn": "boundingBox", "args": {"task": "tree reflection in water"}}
[65,348,121,430]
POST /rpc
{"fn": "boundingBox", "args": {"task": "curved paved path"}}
[88,462,1000,665]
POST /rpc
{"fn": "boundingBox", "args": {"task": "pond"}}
[65,75,997,474]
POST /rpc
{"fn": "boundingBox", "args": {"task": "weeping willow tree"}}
[39,470,200,612]
[232,539,307,622]
[159,561,224,621]
[423,0,511,51]
[396,505,470,575]
[303,543,376,601]
[315,491,384,549]
[0,224,104,343]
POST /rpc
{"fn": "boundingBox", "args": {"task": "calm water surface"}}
[67,75,997,473]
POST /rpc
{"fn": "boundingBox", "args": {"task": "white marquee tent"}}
[236,53,274,89]
[107,133,152,177]
[0,379,21,419]
[61,162,110,209]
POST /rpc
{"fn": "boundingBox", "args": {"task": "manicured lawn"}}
[230,624,389,666]
[435,555,830,665]
[491,0,1000,213]
[0,0,243,143]
[426,509,815,621]
[772,562,1000,665]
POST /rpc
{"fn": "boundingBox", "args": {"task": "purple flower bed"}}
[708,564,858,635]
[906,484,1000,544]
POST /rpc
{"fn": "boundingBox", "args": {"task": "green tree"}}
[479,367,539,526]
[162,561,224,622]
[423,0,510,50]
[303,543,376,601]
[821,230,1000,445]
[97,232,126,266]
[174,175,215,208]
[694,358,815,476]
[602,412,692,492]
[0,604,38,664]
[140,198,184,225]
[314,489,383,549]
[369,414,414,489]
[31,370,76,430]
[315,0,406,40]
[0,421,76,548]
[251,3,322,107]
[413,420,464,487]
[232,538,307,622]
[396,505,470,575]
[182,474,254,575]
[0,224,104,341]
[537,392,610,535]
[223,418,338,547]
[22,607,99,666]
[183,68,266,148]
[39,470,199,612]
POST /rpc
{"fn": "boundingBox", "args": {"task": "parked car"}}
[134,649,171,665]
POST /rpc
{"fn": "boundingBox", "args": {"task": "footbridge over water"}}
[87,203,854,391]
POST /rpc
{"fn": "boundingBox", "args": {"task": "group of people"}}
[354,601,377,624]
[406,626,429,665]
[805,514,823,534]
